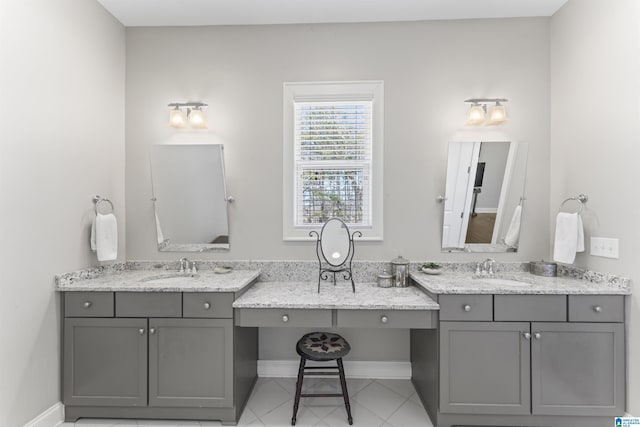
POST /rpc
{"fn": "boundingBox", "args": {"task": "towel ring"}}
[559,194,588,214]
[93,195,114,214]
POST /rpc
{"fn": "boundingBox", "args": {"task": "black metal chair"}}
[291,332,353,425]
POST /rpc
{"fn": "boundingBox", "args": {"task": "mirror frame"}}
[310,218,362,293]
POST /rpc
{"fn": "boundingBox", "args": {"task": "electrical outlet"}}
[590,237,619,259]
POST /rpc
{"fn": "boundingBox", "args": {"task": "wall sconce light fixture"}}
[168,102,208,129]
[464,98,508,126]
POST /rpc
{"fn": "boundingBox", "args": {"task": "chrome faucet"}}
[475,258,496,277]
[483,258,496,276]
[179,257,189,273]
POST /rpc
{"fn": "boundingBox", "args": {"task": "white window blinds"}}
[294,101,372,226]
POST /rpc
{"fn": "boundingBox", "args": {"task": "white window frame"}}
[283,81,384,241]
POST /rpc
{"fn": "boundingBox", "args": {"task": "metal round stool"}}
[291,332,353,425]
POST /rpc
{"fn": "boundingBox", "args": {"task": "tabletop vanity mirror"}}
[311,218,362,293]
[150,144,231,252]
[441,141,528,253]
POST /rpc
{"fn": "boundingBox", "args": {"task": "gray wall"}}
[0,1,125,425]
[125,18,551,264]
[550,0,640,414]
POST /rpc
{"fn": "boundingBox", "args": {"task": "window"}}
[283,81,383,240]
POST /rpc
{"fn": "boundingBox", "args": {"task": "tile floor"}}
[59,377,433,427]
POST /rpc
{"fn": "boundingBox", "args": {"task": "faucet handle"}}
[484,258,496,275]
[190,261,198,274]
[179,257,189,273]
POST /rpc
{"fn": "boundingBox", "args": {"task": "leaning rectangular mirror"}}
[441,141,528,253]
[150,144,230,252]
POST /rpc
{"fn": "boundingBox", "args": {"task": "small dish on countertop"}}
[421,262,443,275]
[214,266,233,274]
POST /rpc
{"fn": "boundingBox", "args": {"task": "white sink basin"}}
[139,273,200,284]
[478,277,530,287]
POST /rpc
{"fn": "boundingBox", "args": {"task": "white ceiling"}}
[97,0,568,27]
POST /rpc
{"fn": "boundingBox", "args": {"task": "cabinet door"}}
[64,318,147,406]
[148,318,233,408]
[531,322,625,416]
[440,321,530,414]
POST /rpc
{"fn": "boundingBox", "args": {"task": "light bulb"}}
[465,104,485,126]
[169,107,186,128]
[486,102,507,125]
[188,108,207,129]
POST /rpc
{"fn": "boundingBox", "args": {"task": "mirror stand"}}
[309,223,362,294]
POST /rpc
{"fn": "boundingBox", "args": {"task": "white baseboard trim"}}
[258,360,411,379]
[23,402,64,427]
[474,208,498,214]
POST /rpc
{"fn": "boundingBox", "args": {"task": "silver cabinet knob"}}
[381,315,389,324]
[282,315,289,323]
[203,302,211,310]
[463,304,471,312]
[138,328,145,335]
[150,328,156,334]
[593,305,602,313]
[83,301,92,308]
[533,332,541,340]
[523,332,532,340]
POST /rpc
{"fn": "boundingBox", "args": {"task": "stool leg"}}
[292,357,306,425]
[337,358,353,425]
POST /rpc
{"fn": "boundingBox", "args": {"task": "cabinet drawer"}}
[115,292,182,317]
[439,295,492,321]
[494,295,566,321]
[236,308,332,327]
[183,293,233,318]
[65,292,114,317]
[336,310,434,329]
[568,295,624,322]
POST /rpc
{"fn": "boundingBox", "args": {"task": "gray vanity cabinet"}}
[64,317,148,407]
[413,292,626,427]
[148,318,233,408]
[63,291,258,424]
[439,321,530,414]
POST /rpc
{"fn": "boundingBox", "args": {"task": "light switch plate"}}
[590,237,619,259]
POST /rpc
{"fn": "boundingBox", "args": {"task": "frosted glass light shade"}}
[486,103,507,125]
[465,104,485,126]
[188,108,207,129]
[169,108,186,128]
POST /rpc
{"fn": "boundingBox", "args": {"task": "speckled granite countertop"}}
[232,281,440,310]
[410,271,631,295]
[56,269,260,293]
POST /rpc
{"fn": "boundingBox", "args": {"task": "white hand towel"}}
[553,212,584,264]
[577,215,585,252]
[154,211,165,245]
[90,215,97,252]
[503,205,522,247]
[95,213,118,261]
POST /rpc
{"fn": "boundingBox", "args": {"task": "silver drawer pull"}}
[83,301,92,308]
[138,328,145,335]
[593,305,602,313]
[533,332,541,340]
[150,328,156,334]
[523,332,532,340]
[380,315,389,324]
[463,304,471,312]
[203,302,211,310]
[282,315,289,323]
